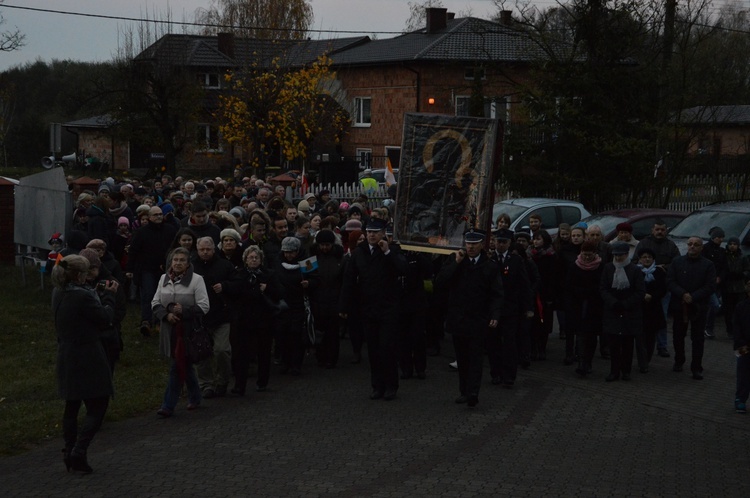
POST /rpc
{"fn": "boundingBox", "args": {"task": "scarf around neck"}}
[612,259,630,290]
[638,261,656,283]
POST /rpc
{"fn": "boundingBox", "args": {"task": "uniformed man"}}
[339,218,408,400]
[488,228,534,387]
[436,229,503,407]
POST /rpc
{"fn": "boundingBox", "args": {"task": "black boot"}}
[61,447,73,472]
[70,449,93,474]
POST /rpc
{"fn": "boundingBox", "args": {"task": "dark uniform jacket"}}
[339,241,408,320]
[491,250,533,317]
[435,253,504,339]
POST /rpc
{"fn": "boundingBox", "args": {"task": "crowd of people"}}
[49,172,750,473]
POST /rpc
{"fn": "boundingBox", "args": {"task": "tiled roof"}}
[680,106,750,125]
[329,17,543,66]
[62,114,116,128]
[135,34,369,69]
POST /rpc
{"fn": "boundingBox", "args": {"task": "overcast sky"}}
[0,0,546,71]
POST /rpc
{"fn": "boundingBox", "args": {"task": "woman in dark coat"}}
[600,242,646,381]
[635,247,667,372]
[567,241,605,377]
[51,254,119,474]
[232,245,284,394]
[310,230,345,369]
[528,229,556,360]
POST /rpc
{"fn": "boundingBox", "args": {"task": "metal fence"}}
[292,173,750,213]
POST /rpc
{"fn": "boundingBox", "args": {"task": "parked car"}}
[358,168,398,186]
[668,201,750,254]
[491,198,591,236]
[579,208,686,242]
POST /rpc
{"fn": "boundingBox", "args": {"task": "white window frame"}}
[197,72,221,89]
[353,97,372,127]
[356,148,372,168]
[197,124,222,152]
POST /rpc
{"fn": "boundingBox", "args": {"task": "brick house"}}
[62,115,128,171]
[328,8,539,169]
[680,105,750,157]
[118,8,538,174]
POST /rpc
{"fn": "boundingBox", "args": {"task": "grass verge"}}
[0,264,167,456]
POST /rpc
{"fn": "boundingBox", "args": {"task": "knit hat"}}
[161,203,174,216]
[281,237,301,252]
[297,199,310,213]
[348,205,362,216]
[135,204,151,215]
[339,202,350,211]
[343,219,362,232]
[220,228,241,244]
[117,216,130,226]
[727,236,741,245]
[709,226,725,239]
[48,232,64,245]
[304,192,317,201]
[615,222,633,233]
[229,206,246,221]
[97,184,110,194]
[316,229,336,245]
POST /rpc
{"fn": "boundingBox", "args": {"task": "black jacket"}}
[339,241,408,320]
[667,255,717,312]
[491,250,533,317]
[127,221,178,275]
[192,253,241,326]
[435,253,503,339]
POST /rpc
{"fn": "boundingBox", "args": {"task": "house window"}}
[455,96,507,119]
[464,67,486,80]
[197,124,221,152]
[354,97,372,127]
[356,148,372,168]
[197,73,220,89]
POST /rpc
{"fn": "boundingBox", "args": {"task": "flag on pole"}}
[300,162,309,194]
[384,157,397,186]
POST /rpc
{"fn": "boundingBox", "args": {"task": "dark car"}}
[580,208,686,242]
[668,201,750,254]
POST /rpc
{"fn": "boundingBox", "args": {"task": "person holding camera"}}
[51,254,120,474]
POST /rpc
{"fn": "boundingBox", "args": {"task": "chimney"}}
[217,32,235,58]
[500,10,512,26]
[425,7,448,34]
[446,12,456,21]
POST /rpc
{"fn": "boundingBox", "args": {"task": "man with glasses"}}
[126,206,178,336]
[666,236,716,380]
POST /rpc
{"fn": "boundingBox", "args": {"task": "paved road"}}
[2,324,749,497]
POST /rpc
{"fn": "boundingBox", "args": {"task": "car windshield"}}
[492,203,529,223]
[580,214,627,236]
[669,210,750,239]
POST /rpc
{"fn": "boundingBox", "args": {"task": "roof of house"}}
[329,17,543,67]
[62,114,117,129]
[134,34,370,69]
[680,106,750,126]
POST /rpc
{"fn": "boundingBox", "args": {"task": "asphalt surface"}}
[2,321,749,497]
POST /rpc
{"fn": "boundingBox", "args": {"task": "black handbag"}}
[186,315,213,364]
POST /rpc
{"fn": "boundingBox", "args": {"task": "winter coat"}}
[640,264,667,330]
[53,284,116,400]
[599,262,645,336]
[565,263,604,336]
[191,253,242,327]
[724,249,750,295]
[667,255,717,314]
[127,221,178,275]
[236,266,284,333]
[310,244,345,317]
[151,265,210,358]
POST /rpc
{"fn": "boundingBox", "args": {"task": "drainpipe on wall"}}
[403,65,421,112]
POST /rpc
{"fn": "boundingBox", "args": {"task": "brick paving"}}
[2,322,749,497]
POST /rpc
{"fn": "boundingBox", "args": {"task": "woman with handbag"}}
[232,245,284,395]
[52,254,119,474]
[152,247,210,417]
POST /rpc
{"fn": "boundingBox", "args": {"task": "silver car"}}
[492,198,592,236]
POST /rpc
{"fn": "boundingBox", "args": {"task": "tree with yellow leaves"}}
[217,53,348,170]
